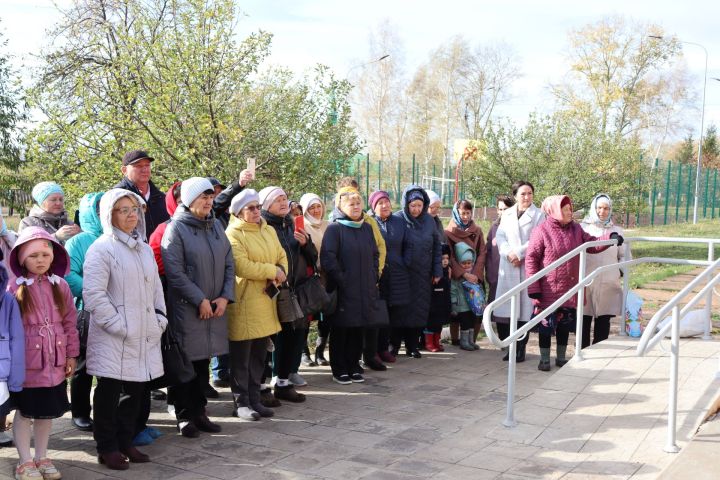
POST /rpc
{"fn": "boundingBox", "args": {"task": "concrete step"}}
[502,335,720,478]
[658,410,720,480]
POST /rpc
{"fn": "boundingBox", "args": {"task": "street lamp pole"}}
[650,35,708,224]
[345,54,390,80]
[687,41,708,224]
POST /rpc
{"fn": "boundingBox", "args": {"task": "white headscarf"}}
[584,193,613,227]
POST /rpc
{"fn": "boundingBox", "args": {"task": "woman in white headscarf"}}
[298,193,330,366]
[579,194,629,348]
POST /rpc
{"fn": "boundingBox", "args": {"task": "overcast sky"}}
[3,0,720,147]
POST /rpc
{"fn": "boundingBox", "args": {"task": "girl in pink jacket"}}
[525,196,621,372]
[8,227,79,480]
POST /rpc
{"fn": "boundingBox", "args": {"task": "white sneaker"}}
[0,430,11,446]
[234,407,260,421]
[289,372,307,387]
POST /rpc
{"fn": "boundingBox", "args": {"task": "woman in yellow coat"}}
[225,189,287,420]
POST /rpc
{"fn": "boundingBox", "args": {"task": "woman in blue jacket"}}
[64,192,104,433]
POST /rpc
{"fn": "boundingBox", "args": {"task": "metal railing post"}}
[503,294,518,428]
[665,305,681,453]
[620,242,631,336]
[575,249,587,361]
[704,242,715,340]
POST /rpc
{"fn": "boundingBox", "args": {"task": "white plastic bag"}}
[657,309,708,338]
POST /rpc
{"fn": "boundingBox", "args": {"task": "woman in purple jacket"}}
[525,195,621,372]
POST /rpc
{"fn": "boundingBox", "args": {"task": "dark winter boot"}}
[556,344,569,367]
[459,330,475,351]
[314,336,329,366]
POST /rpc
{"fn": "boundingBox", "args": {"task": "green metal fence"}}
[333,155,720,227]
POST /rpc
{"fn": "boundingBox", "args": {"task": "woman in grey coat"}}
[20,181,80,244]
[161,177,235,438]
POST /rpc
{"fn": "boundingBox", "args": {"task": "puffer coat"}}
[19,206,76,245]
[393,185,442,328]
[83,189,167,382]
[225,216,286,341]
[525,195,611,310]
[65,192,104,306]
[370,212,412,307]
[321,208,382,328]
[161,205,234,361]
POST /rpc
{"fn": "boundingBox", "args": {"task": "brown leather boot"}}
[274,384,306,403]
[98,451,129,470]
[120,446,150,463]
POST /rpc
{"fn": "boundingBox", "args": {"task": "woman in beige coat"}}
[225,190,287,421]
[494,181,545,362]
[580,194,628,348]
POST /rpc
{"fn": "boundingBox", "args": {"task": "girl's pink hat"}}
[9,226,70,277]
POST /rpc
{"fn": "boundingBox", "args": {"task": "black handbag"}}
[148,325,196,389]
[76,308,90,350]
[276,284,305,324]
[295,274,331,316]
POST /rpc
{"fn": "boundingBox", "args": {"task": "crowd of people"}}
[0,150,627,478]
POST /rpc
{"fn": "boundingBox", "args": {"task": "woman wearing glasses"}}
[83,188,167,470]
[161,177,234,437]
[225,189,286,419]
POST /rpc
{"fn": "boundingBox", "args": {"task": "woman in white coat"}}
[494,180,545,362]
[579,193,628,348]
[83,188,167,470]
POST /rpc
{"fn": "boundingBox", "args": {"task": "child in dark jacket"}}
[425,245,451,352]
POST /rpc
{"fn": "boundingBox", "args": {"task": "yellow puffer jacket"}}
[225,216,287,341]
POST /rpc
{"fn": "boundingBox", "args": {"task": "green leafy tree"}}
[465,112,650,214]
[702,124,719,168]
[0,23,28,191]
[25,0,359,202]
[675,133,695,164]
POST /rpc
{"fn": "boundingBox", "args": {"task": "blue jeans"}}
[210,354,230,382]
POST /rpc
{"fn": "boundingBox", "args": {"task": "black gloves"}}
[609,232,624,246]
[528,292,542,300]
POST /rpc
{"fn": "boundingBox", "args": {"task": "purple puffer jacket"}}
[0,262,25,392]
[525,196,611,309]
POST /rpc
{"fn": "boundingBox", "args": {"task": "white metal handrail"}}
[483,235,718,429]
[635,257,720,453]
[620,236,720,334]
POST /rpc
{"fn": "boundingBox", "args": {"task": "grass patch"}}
[625,220,720,288]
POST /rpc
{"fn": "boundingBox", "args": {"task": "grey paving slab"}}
[0,335,715,479]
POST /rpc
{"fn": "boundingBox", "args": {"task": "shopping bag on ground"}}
[657,309,707,338]
[625,291,644,338]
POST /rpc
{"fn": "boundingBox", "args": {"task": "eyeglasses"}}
[244,205,261,212]
[113,206,143,216]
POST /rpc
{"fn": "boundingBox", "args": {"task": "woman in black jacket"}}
[321,187,381,384]
[392,185,442,358]
[259,186,317,402]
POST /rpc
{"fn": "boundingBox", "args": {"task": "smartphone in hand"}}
[294,215,304,233]
[264,283,280,299]
[247,157,256,180]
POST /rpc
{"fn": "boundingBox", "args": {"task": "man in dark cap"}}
[114,150,169,240]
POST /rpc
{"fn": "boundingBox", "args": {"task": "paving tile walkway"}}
[0,333,716,479]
